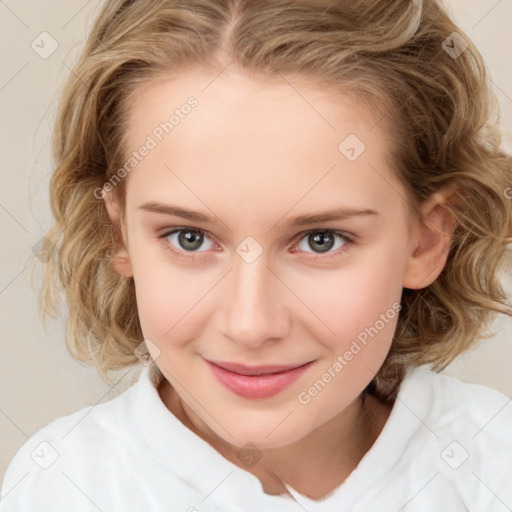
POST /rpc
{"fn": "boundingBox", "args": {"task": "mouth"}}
[205,359,315,399]
[207,360,312,375]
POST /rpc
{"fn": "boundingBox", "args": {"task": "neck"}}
[159,380,392,500]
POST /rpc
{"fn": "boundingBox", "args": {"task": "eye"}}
[292,230,352,257]
[159,227,216,259]
[158,227,353,261]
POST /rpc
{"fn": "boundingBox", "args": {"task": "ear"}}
[402,187,458,289]
[103,190,133,278]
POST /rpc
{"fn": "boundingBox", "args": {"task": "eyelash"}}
[158,227,354,262]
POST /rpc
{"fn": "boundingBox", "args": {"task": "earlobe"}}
[402,189,457,290]
[103,190,134,279]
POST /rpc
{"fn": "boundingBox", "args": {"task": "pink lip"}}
[205,359,314,399]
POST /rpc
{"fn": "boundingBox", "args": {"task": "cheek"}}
[297,244,404,340]
[129,248,214,343]
[293,253,403,407]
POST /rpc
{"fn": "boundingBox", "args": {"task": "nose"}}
[217,253,291,349]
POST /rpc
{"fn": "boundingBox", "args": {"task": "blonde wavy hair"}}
[40,0,512,401]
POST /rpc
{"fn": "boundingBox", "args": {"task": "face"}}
[110,68,423,450]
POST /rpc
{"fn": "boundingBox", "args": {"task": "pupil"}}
[310,232,334,253]
[179,230,203,250]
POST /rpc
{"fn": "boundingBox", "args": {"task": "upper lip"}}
[206,359,313,376]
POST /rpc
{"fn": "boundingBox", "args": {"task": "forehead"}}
[125,68,381,148]
[121,68,405,224]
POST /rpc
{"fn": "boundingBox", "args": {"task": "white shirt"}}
[1,364,511,512]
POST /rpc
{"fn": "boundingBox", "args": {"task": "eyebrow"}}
[138,201,378,228]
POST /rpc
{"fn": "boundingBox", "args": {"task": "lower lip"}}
[206,360,313,399]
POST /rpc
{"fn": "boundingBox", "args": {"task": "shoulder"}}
[0,370,144,511]
[403,366,512,434]
[398,367,512,508]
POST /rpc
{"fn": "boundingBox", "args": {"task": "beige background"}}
[1,0,511,483]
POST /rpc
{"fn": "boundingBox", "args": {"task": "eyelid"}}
[292,227,354,242]
[159,226,217,243]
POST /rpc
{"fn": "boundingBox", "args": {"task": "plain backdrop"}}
[1,0,511,483]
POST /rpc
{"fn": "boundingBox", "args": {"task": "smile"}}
[205,359,314,399]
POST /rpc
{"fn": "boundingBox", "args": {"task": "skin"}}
[105,67,455,500]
